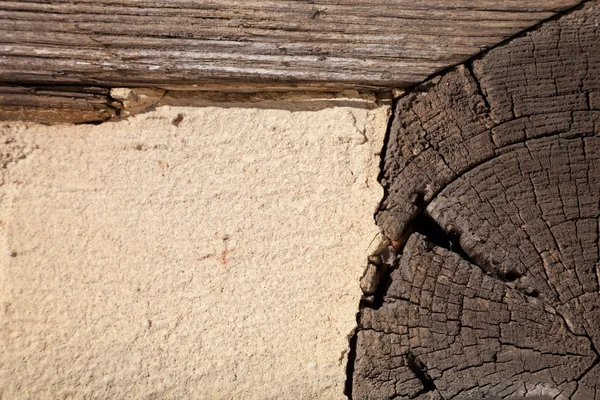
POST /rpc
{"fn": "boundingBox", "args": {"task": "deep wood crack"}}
[352,2,600,398]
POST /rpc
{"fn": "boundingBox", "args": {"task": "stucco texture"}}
[0,103,389,399]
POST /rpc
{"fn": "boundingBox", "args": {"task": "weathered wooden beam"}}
[0,1,586,123]
[0,0,581,91]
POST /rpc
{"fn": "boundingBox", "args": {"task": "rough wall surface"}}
[0,104,389,399]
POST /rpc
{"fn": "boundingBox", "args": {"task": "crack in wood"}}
[351,2,600,398]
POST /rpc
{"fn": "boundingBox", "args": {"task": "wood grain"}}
[0,84,120,124]
[0,0,581,90]
[353,2,600,398]
[0,0,584,123]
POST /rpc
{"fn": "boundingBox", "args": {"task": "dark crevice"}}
[368,254,398,310]
[405,350,436,396]
[413,213,476,266]
[465,62,490,112]
[414,212,537,290]
[499,269,521,282]
[343,323,359,399]
[412,213,528,287]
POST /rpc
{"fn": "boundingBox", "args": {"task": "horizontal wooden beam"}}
[0,0,583,89]
[0,0,584,123]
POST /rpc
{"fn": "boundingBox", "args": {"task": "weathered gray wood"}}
[354,2,600,398]
[0,0,581,90]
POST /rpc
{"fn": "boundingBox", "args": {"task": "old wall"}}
[0,103,389,399]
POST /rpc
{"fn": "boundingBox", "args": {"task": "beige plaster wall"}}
[0,103,389,399]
